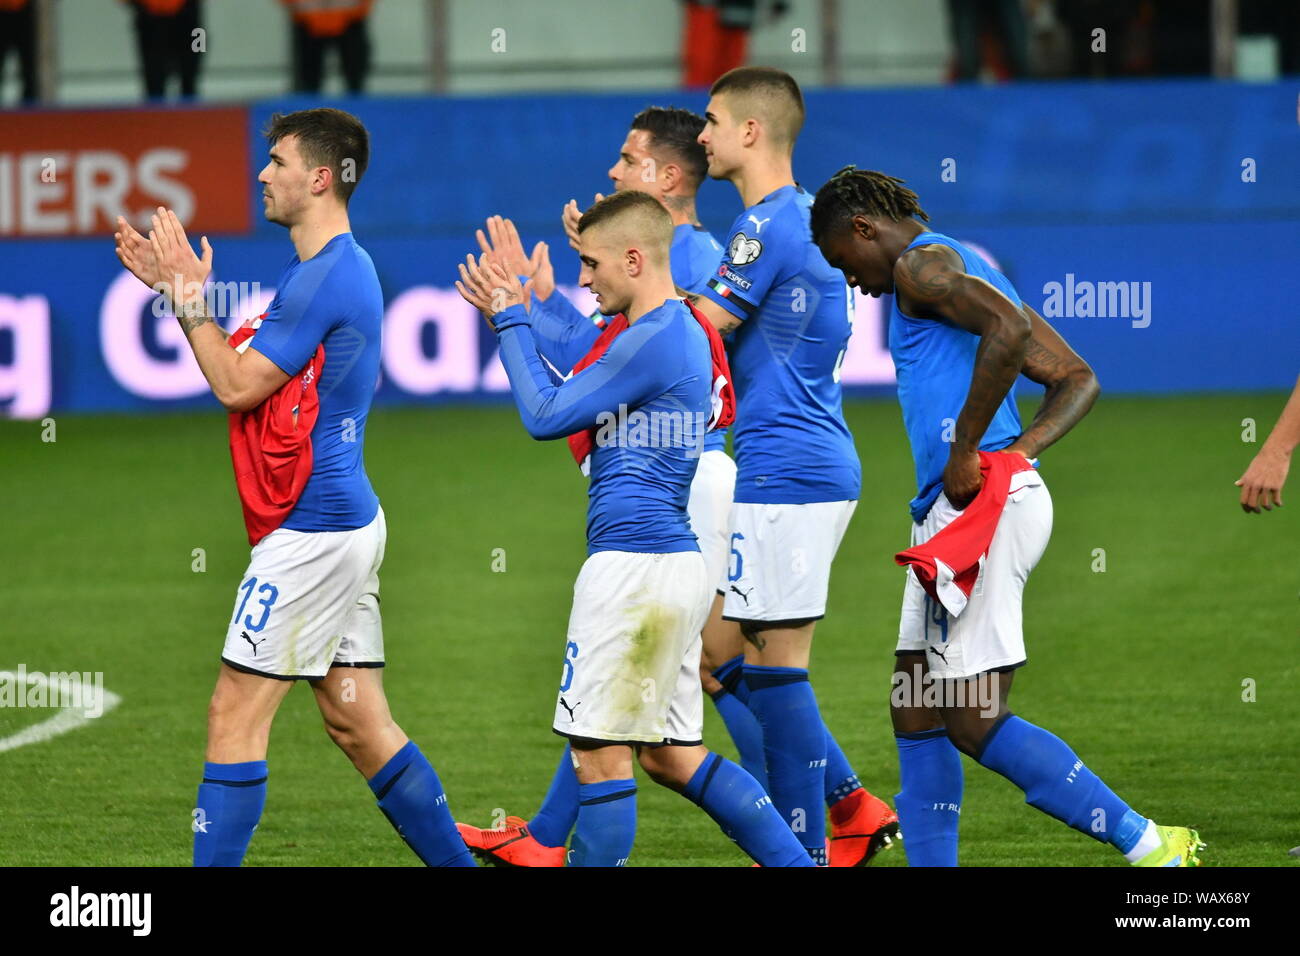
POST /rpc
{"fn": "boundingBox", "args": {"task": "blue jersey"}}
[670,223,727,453]
[670,222,724,295]
[702,184,860,504]
[891,232,1024,523]
[494,298,712,556]
[528,220,728,452]
[249,232,381,532]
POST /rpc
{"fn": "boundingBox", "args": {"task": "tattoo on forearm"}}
[1018,375,1099,456]
[176,299,214,337]
[1023,337,1066,378]
[955,316,1027,449]
[741,625,767,651]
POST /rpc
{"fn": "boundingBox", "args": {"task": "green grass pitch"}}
[0,393,1295,866]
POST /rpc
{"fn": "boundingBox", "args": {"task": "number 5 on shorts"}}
[728,532,745,582]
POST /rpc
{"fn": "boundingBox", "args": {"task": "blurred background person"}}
[123,0,204,101]
[947,0,1030,82]
[283,0,374,95]
[0,0,38,105]
[681,0,787,90]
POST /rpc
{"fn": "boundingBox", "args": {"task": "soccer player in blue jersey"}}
[455,190,813,867]
[455,107,770,865]
[810,166,1204,867]
[690,66,898,866]
[112,108,473,867]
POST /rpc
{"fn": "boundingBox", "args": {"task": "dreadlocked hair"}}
[810,166,930,244]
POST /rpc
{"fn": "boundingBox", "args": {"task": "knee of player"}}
[940,713,997,757]
[321,716,363,754]
[637,748,686,790]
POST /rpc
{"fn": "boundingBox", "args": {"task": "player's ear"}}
[660,161,680,194]
[853,215,876,241]
[312,165,333,198]
[625,247,642,277]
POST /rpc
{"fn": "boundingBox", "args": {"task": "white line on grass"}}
[0,670,122,754]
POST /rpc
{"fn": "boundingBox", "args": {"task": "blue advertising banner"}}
[2,78,1296,417]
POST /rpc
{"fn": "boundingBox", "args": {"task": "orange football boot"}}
[456,815,567,868]
[829,788,900,867]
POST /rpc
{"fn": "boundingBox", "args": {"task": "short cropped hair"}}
[577,190,674,261]
[709,66,805,149]
[630,106,708,187]
[263,107,370,204]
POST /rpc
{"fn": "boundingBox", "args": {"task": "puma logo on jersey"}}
[241,630,267,656]
[559,696,581,722]
[927,644,950,664]
[729,585,754,605]
[746,214,771,233]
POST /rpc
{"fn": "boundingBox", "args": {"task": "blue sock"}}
[193,760,267,867]
[684,752,816,867]
[569,778,637,867]
[710,656,768,790]
[894,729,963,866]
[368,741,475,867]
[976,715,1132,844]
[744,665,827,865]
[528,743,579,848]
[823,727,861,809]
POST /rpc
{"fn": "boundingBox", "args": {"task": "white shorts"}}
[895,475,1052,679]
[221,507,386,680]
[554,550,711,745]
[721,500,857,623]
[687,449,737,595]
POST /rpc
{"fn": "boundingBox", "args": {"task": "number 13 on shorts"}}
[233,576,280,633]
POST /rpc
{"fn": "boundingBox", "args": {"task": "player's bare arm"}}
[1235,372,1300,512]
[114,208,289,413]
[894,243,1031,506]
[1003,303,1100,460]
[690,294,743,335]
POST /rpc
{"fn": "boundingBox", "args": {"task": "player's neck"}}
[662,193,700,228]
[732,154,795,208]
[625,280,679,325]
[290,209,352,261]
[885,219,928,265]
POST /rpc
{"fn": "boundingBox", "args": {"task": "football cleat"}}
[1131,825,1205,867]
[829,789,901,867]
[455,816,566,868]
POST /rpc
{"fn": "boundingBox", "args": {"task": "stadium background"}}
[0,0,1295,867]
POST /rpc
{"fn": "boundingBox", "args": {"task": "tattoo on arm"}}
[741,624,767,651]
[1013,305,1100,457]
[176,299,215,337]
[896,247,1030,451]
[955,313,1029,450]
